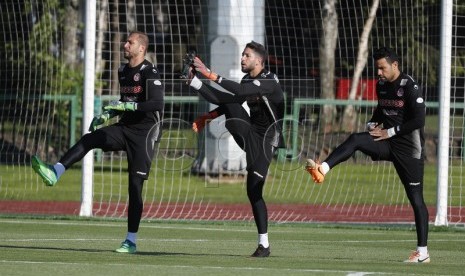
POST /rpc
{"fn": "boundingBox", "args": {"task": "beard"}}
[124,51,133,60]
[241,65,252,73]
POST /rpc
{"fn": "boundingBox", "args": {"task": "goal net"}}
[0,0,463,225]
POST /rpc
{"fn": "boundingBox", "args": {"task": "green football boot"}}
[115,239,137,254]
[31,155,57,186]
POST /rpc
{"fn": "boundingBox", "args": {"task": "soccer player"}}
[31,31,164,254]
[187,41,285,257]
[306,47,430,263]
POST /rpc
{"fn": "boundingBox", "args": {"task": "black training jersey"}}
[371,72,425,159]
[117,59,164,133]
[217,69,285,148]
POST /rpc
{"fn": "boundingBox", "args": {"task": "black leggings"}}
[128,175,145,233]
[247,172,268,234]
[58,132,107,168]
[325,132,429,246]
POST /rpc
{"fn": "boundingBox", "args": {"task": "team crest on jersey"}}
[397,88,404,97]
[134,73,141,81]
[414,84,419,90]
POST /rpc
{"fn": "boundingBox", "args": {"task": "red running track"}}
[0,200,463,224]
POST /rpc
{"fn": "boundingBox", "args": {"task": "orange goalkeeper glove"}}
[193,57,218,81]
[192,110,219,133]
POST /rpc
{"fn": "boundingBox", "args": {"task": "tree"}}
[319,0,338,133]
[341,0,379,132]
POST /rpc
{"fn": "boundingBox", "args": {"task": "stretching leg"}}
[196,83,243,105]
[325,132,389,168]
[59,127,125,169]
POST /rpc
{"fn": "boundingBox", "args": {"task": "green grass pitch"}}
[1,217,464,275]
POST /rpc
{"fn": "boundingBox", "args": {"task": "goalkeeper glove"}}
[193,57,218,81]
[180,50,197,80]
[89,111,114,132]
[103,101,137,112]
[192,110,219,133]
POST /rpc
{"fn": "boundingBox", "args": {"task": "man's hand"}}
[192,111,219,133]
[89,111,112,132]
[103,101,137,112]
[193,57,218,81]
[369,127,390,141]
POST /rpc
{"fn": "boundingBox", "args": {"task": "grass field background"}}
[0,161,453,205]
[1,216,464,276]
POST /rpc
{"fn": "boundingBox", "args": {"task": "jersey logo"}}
[121,85,142,94]
[397,88,404,97]
[417,97,424,104]
[379,99,404,108]
[134,73,141,81]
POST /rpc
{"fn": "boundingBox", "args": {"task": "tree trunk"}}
[62,0,80,68]
[319,0,338,133]
[111,0,121,95]
[95,0,108,97]
[341,0,379,132]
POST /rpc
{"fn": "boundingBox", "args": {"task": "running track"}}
[0,201,463,224]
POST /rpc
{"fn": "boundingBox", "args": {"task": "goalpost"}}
[434,0,453,226]
[80,0,96,217]
[0,0,463,225]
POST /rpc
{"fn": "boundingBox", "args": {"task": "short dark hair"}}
[372,47,399,64]
[129,31,149,50]
[246,41,268,62]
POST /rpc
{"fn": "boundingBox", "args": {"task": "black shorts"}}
[93,124,157,179]
[228,123,275,178]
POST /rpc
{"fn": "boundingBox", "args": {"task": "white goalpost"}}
[434,0,453,226]
[80,0,97,217]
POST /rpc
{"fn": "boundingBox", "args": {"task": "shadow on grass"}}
[0,244,243,257]
[136,251,242,257]
[0,244,108,253]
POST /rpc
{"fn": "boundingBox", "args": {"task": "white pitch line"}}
[0,259,397,275]
[3,237,464,244]
[2,238,210,243]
